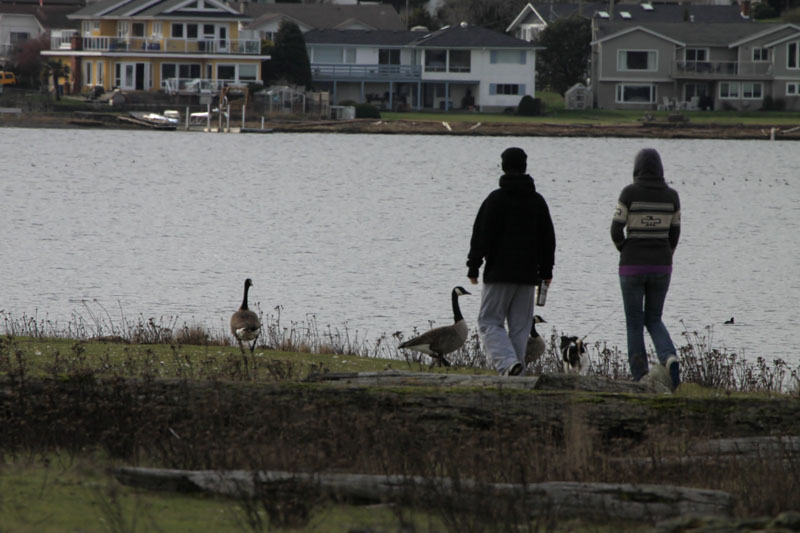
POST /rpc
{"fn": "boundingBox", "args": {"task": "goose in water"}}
[724,317,734,325]
[230,278,261,355]
[525,315,547,366]
[398,286,470,367]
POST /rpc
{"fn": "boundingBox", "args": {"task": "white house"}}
[304,22,541,112]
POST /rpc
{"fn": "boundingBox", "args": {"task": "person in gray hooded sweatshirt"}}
[611,148,681,389]
[468,147,556,376]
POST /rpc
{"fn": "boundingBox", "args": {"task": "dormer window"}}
[620,11,632,19]
[641,3,654,10]
[598,11,610,18]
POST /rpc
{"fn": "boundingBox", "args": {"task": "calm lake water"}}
[1,128,798,366]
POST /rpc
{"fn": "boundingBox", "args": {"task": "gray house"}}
[507,1,751,42]
[591,22,800,111]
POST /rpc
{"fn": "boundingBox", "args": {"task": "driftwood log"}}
[303,369,673,394]
[114,467,734,523]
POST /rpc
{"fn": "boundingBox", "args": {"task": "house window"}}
[719,82,740,99]
[187,24,199,39]
[787,82,799,95]
[152,22,162,38]
[9,32,30,45]
[752,47,769,61]
[788,42,799,69]
[344,48,356,63]
[238,64,257,81]
[618,50,657,71]
[685,48,708,61]
[132,23,145,37]
[448,50,471,72]
[83,61,92,86]
[490,50,526,64]
[615,83,655,103]
[314,47,344,63]
[217,65,235,81]
[742,82,762,99]
[98,62,104,86]
[379,49,400,65]
[171,23,184,38]
[425,49,447,72]
[490,83,522,95]
[82,21,100,36]
[117,21,129,39]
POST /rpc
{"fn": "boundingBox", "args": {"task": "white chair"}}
[662,96,672,110]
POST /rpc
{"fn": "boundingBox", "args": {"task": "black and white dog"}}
[560,335,589,374]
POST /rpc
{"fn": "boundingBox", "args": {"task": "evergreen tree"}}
[263,21,312,89]
[536,16,591,96]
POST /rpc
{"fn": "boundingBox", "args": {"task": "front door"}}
[116,61,149,90]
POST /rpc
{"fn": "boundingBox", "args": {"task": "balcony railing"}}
[311,64,422,80]
[50,35,261,55]
[673,60,773,78]
[163,77,261,94]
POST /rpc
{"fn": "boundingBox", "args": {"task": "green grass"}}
[382,108,800,126]
[381,89,800,127]
[0,454,427,533]
[2,336,493,380]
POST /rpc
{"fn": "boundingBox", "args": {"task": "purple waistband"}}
[619,264,673,276]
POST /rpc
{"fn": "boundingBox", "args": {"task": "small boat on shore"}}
[119,111,178,130]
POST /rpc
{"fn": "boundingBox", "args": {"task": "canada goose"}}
[724,317,735,325]
[525,315,547,366]
[560,335,589,374]
[398,286,470,367]
[230,278,261,355]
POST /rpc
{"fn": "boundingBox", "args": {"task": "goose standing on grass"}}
[398,286,470,367]
[525,315,547,366]
[231,278,261,355]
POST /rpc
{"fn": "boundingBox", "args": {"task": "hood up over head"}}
[633,148,664,181]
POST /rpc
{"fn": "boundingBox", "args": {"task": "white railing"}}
[51,36,261,55]
[163,77,261,94]
[673,60,773,78]
[311,64,422,79]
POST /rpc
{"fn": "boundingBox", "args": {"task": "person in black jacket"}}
[611,148,681,389]
[467,147,556,376]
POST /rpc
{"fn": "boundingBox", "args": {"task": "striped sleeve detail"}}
[613,201,627,223]
[672,208,681,226]
[626,201,675,240]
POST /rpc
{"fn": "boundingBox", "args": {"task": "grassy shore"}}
[2,328,799,532]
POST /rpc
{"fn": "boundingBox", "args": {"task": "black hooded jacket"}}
[610,148,681,266]
[467,174,556,284]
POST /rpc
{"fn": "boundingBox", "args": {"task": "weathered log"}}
[304,370,669,394]
[114,467,734,523]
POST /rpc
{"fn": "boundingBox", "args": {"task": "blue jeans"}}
[619,273,676,381]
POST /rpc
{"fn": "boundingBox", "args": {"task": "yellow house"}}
[41,0,268,95]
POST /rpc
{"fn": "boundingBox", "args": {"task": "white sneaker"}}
[502,362,523,377]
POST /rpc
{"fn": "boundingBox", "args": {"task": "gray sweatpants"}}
[477,282,536,374]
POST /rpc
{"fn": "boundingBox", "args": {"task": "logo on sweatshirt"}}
[641,215,662,227]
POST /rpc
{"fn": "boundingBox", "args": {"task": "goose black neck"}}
[531,321,539,337]
[452,290,464,322]
[241,282,250,310]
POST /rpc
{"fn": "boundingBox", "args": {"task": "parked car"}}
[0,71,17,85]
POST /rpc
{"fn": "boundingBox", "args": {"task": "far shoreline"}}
[2,109,800,140]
